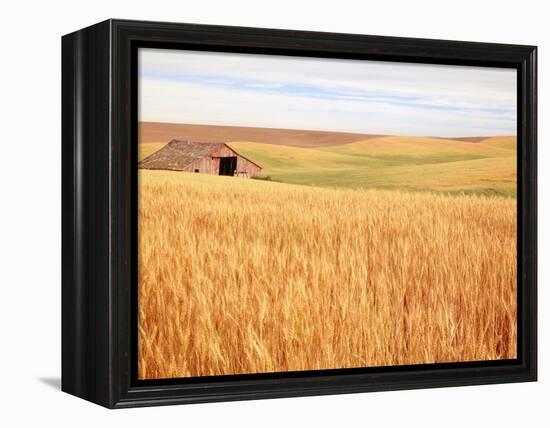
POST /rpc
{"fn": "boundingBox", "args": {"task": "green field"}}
[229,136,516,197]
[139,135,516,197]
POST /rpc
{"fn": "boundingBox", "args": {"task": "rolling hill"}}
[138,122,516,197]
[228,138,516,196]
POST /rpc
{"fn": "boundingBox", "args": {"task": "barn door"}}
[219,157,237,176]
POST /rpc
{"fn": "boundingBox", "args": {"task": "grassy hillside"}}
[321,136,514,160]
[138,134,516,197]
[228,136,516,197]
[476,136,517,151]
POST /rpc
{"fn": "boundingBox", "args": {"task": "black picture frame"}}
[62,19,537,408]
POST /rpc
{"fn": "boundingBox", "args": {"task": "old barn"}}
[138,140,262,178]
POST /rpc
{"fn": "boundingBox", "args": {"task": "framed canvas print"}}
[62,19,537,408]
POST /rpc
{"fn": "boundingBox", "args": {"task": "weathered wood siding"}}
[183,156,217,174]
[236,156,262,178]
[182,145,261,177]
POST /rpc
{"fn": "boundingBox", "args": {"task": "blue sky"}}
[138,48,516,137]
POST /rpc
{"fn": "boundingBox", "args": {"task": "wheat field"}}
[138,170,516,380]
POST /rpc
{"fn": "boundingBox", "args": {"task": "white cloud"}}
[138,48,517,137]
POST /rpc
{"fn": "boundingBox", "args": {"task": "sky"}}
[138,48,517,137]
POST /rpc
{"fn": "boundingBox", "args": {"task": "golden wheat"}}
[138,170,516,379]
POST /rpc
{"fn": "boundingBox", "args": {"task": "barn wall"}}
[218,145,262,177]
[236,157,262,177]
[181,144,262,177]
[213,145,237,157]
[183,157,217,174]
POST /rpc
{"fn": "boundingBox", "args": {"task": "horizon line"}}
[139,120,517,140]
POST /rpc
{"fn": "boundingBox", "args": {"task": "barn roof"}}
[139,140,226,171]
[138,140,262,171]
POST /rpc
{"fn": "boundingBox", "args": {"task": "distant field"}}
[138,170,517,379]
[229,136,516,196]
[139,122,516,197]
[139,121,383,147]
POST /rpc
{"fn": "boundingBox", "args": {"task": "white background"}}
[0,0,546,425]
